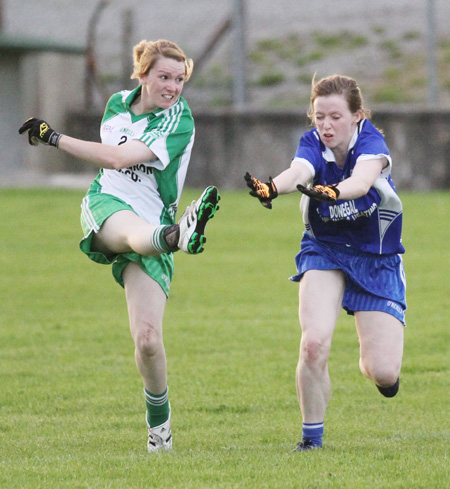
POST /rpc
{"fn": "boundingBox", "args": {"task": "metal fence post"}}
[232,0,247,108]
[426,0,439,106]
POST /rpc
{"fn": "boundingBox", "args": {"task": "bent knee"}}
[360,359,401,386]
[134,322,163,358]
[374,370,400,388]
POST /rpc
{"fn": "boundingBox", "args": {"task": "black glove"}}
[296,184,340,203]
[18,118,62,147]
[244,172,278,209]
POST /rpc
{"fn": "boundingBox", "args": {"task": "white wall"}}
[1,50,84,186]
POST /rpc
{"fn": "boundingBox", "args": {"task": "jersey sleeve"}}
[138,99,195,170]
[293,129,322,177]
[101,92,124,124]
[358,153,393,178]
[355,124,392,178]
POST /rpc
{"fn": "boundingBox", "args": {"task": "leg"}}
[296,270,345,423]
[123,262,172,451]
[92,210,166,257]
[92,185,220,257]
[123,261,168,393]
[355,311,404,393]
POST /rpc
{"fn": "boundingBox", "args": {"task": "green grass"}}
[1,188,449,488]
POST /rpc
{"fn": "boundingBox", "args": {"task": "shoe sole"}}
[293,443,322,451]
[188,186,220,254]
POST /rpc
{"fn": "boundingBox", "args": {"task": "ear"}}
[354,109,363,123]
[138,72,148,85]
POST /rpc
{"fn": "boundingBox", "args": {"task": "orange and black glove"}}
[244,172,278,209]
[296,184,340,203]
[18,118,62,147]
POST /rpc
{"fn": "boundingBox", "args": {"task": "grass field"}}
[1,188,449,489]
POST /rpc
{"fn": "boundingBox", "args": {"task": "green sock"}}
[151,226,173,253]
[144,387,170,427]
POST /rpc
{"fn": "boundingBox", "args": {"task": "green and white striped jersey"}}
[92,86,195,225]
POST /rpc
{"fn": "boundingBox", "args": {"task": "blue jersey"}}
[294,119,404,255]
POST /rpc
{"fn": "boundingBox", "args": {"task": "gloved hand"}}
[244,172,278,209]
[18,118,62,147]
[296,184,340,203]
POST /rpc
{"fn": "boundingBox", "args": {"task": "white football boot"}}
[177,186,220,254]
[146,410,173,452]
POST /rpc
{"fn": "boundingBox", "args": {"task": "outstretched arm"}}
[58,135,155,170]
[333,157,386,200]
[18,117,156,169]
[273,159,313,194]
[244,160,313,209]
[297,157,387,203]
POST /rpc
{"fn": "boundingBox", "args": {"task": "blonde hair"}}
[307,74,371,125]
[130,39,194,82]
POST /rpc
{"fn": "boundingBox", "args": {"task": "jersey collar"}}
[321,119,365,163]
[124,86,182,116]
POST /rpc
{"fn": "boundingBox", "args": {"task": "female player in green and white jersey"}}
[19,39,220,452]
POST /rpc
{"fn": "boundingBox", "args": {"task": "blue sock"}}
[302,422,324,447]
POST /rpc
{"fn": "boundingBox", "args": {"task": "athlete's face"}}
[140,56,186,111]
[313,94,362,160]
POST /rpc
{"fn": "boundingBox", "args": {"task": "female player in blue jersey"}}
[245,74,406,451]
[19,39,220,452]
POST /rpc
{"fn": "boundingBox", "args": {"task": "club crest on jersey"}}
[102,124,113,133]
[120,127,135,137]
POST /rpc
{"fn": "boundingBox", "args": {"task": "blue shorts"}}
[290,233,407,324]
